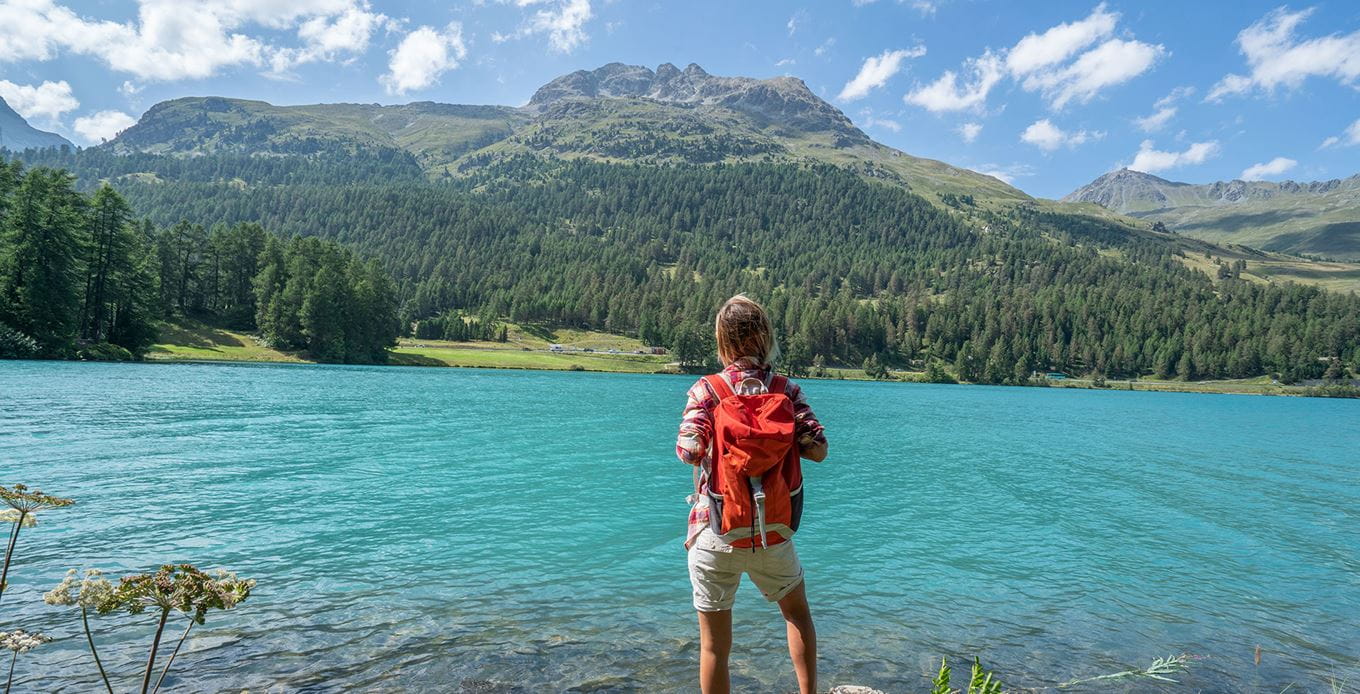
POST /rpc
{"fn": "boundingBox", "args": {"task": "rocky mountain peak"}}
[526,62,866,143]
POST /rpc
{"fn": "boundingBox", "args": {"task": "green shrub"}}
[77,342,134,362]
[0,324,40,359]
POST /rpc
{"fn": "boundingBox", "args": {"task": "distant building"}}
[1045,372,1069,380]
[650,347,668,355]
[549,344,563,352]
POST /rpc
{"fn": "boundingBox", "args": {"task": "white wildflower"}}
[44,568,113,609]
[0,509,36,528]
[0,629,53,653]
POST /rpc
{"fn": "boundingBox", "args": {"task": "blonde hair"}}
[714,294,776,367]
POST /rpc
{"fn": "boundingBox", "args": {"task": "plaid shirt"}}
[677,359,827,549]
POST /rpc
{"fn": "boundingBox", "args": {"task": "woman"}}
[676,294,828,694]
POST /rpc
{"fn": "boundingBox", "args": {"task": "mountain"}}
[1064,168,1360,260]
[104,62,1028,205]
[6,63,1359,383]
[0,97,72,150]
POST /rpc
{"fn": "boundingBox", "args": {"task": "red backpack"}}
[703,372,804,549]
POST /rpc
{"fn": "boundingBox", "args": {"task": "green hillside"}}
[1064,168,1360,260]
[99,63,1028,207]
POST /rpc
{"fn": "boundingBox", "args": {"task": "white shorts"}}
[687,528,804,612]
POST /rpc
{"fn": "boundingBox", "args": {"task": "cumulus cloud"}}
[1208,7,1360,101]
[906,4,1161,113]
[73,110,136,144]
[957,122,981,142]
[0,0,389,81]
[1134,107,1176,132]
[1241,156,1297,180]
[1021,37,1165,109]
[1005,3,1117,76]
[904,51,1003,112]
[381,22,466,95]
[838,47,926,101]
[1019,118,1102,151]
[1320,118,1360,149]
[496,0,593,53]
[0,79,78,122]
[1129,139,1220,173]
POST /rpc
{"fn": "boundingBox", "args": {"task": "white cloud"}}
[118,81,143,97]
[497,0,593,53]
[1155,85,1195,109]
[1134,106,1176,132]
[1240,156,1297,180]
[1320,118,1360,148]
[72,110,136,144]
[957,122,981,142]
[1019,118,1102,151]
[971,162,1034,185]
[863,116,901,132]
[906,4,1160,114]
[1208,7,1360,101]
[1133,86,1195,132]
[0,79,78,122]
[787,10,807,36]
[904,51,1003,112]
[1021,37,1165,109]
[814,38,836,57]
[910,1,937,16]
[1006,3,1117,76]
[775,57,796,67]
[271,4,393,74]
[532,0,592,52]
[838,47,926,101]
[380,23,467,95]
[0,0,389,82]
[1129,139,1221,173]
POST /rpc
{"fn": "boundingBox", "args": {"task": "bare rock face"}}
[1061,168,1181,210]
[526,62,868,143]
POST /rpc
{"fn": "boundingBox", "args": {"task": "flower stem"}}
[140,608,170,694]
[5,650,16,694]
[150,620,194,694]
[0,514,24,606]
[83,606,115,694]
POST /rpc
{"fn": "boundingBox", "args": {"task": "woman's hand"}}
[799,439,827,463]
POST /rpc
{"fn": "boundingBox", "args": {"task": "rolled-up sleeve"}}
[787,381,827,446]
[676,379,714,465]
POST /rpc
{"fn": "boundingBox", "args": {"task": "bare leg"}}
[697,609,732,694]
[777,582,816,694]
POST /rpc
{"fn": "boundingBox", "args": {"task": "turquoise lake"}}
[1,360,1357,692]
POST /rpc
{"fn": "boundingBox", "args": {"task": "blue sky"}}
[0,0,1357,198]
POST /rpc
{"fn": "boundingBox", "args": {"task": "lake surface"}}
[1,361,1357,693]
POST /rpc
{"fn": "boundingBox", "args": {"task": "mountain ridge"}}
[0,96,73,150]
[100,62,1029,206]
[1065,168,1360,259]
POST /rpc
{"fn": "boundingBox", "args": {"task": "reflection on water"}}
[1,361,1357,692]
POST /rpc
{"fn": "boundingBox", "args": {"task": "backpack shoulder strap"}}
[704,373,735,400]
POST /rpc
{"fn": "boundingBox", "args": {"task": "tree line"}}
[0,161,400,363]
[5,151,1359,383]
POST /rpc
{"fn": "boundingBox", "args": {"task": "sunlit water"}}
[1,361,1357,693]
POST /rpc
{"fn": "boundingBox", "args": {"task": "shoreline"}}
[130,343,1358,399]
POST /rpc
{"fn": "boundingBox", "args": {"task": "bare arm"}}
[800,439,827,463]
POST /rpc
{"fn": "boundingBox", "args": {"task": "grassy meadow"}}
[139,320,1346,397]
